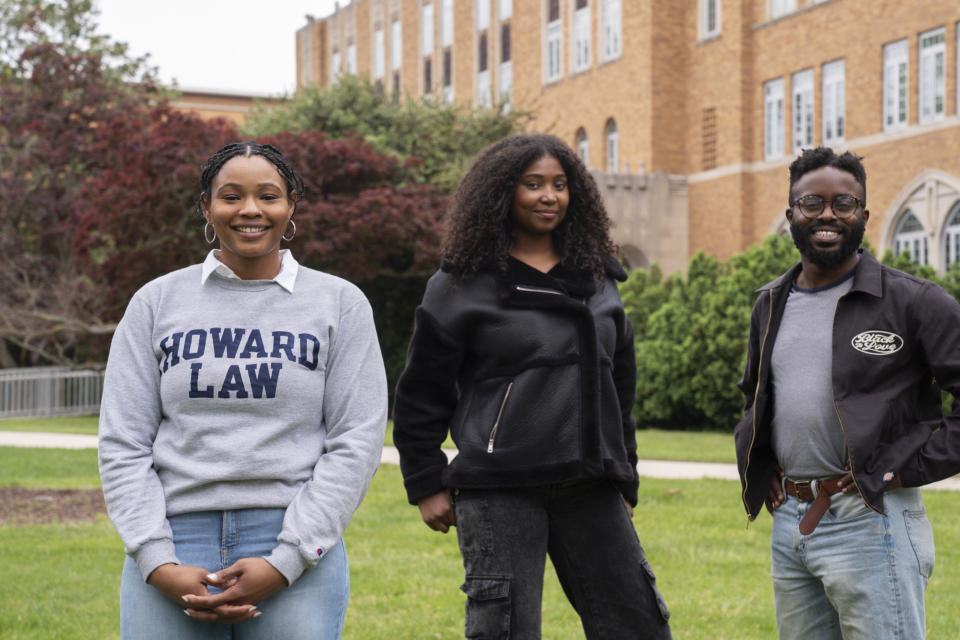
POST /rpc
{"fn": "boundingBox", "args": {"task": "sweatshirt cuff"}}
[264,542,311,586]
[133,539,179,582]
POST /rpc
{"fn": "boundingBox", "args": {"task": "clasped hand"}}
[147,558,287,624]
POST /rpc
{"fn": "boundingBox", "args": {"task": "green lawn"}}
[3,444,960,639]
[1,417,738,463]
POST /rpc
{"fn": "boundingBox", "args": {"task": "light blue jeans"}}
[120,509,349,640]
[770,487,933,640]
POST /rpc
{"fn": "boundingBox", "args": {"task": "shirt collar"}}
[200,249,299,293]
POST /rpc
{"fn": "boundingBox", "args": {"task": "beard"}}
[790,217,865,268]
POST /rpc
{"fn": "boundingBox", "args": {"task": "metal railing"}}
[0,366,104,418]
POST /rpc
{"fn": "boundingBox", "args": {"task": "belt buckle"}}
[793,480,813,501]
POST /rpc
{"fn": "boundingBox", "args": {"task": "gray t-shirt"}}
[770,270,855,480]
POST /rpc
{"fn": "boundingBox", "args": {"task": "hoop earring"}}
[204,222,217,244]
[282,219,297,242]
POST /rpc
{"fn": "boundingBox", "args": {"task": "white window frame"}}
[883,39,908,130]
[577,128,589,166]
[331,50,342,81]
[893,211,928,265]
[822,60,844,145]
[421,3,434,57]
[698,0,720,40]
[769,0,795,19]
[346,42,357,75]
[499,0,511,20]
[919,27,946,123]
[944,203,960,270]
[791,69,813,154]
[476,0,490,31]
[600,0,621,61]
[441,0,454,47]
[390,20,402,72]
[764,77,784,160]
[373,28,385,80]
[572,0,591,73]
[605,119,619,172]
[299,30,313,86]
[545,9,562,82]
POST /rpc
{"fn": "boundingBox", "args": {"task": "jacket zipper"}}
[515,285,565,296]
[743,289,773,524]
[487,382,514,453]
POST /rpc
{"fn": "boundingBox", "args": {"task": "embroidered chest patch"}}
[851,330,904,356]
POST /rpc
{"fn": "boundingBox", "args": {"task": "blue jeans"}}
[120,509,349,640]
[771,487,934,640]
[453,479,672,640]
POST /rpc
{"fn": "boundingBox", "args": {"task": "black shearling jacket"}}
[735,250,960,520]
[393,256,640,506]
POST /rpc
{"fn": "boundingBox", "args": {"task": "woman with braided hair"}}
[393,133,672,638]
[99,141,387,638]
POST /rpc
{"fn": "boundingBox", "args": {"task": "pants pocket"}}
[903,508,935,583]
[460,575,511,640]
[640,556,671,623]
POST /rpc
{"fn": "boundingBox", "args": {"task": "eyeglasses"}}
[791,194,864,219]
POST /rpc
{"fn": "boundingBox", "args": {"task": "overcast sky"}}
[95,0,337,96]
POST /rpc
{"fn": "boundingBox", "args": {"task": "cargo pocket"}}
[640,556,671,623]
[460,575,511,640]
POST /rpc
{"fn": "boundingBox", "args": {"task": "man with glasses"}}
[734,146,960,639]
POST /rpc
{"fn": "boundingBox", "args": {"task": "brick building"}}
[297,0,960,274]
[171,89,283,126]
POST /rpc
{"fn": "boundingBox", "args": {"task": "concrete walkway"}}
[4,430,960,491]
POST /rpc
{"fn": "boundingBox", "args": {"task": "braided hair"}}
[442,133,615,279]
[196,141,305,217]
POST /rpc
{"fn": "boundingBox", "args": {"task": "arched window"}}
[893,211,928,265]
[944,202,960,269]
[576,127,589,166]
[605,118,619,172]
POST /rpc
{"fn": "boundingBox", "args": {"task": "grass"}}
[0,418,737,463]
[0,416,99,435]
[3,440,960,639]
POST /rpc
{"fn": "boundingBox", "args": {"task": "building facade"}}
[171,89,283,126]
[297,0,960,274]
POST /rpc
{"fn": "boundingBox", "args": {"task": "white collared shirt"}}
[200,249,299,293]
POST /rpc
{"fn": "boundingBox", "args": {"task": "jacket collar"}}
[754,248,881,297]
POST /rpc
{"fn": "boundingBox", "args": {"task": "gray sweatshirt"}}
[98,251,387,585]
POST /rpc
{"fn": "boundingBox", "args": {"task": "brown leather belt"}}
[784,477,846,535]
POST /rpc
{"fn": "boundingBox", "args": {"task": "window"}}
[545,0,562,82]
[919,27,945,123]
[441,0,454,102]
[422,3,434,95]
[698,0,720,39]
[476,0,491,106]
[945,203,960,269]
[605,118,619,172]
[770,0,795,19]
[893,211,928,265]
[792,69,813,153]
[331,49,342,82]
[500,18,512,105]
[601,0,621,60]
[373,27,385,80]
[346,42,357,75]
[702,107,717,170]
[822,60,844,144]
[883,39,908,130]
[764,78,784,160]
[391,18,402,95]
[576,127,589,166]
[573,0,590,73]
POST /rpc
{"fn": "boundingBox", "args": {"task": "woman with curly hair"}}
[393,133,672,639]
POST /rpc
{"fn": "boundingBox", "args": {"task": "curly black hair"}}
[442,133,615,278]
[196,141,305,218]
[788,146,866,205]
